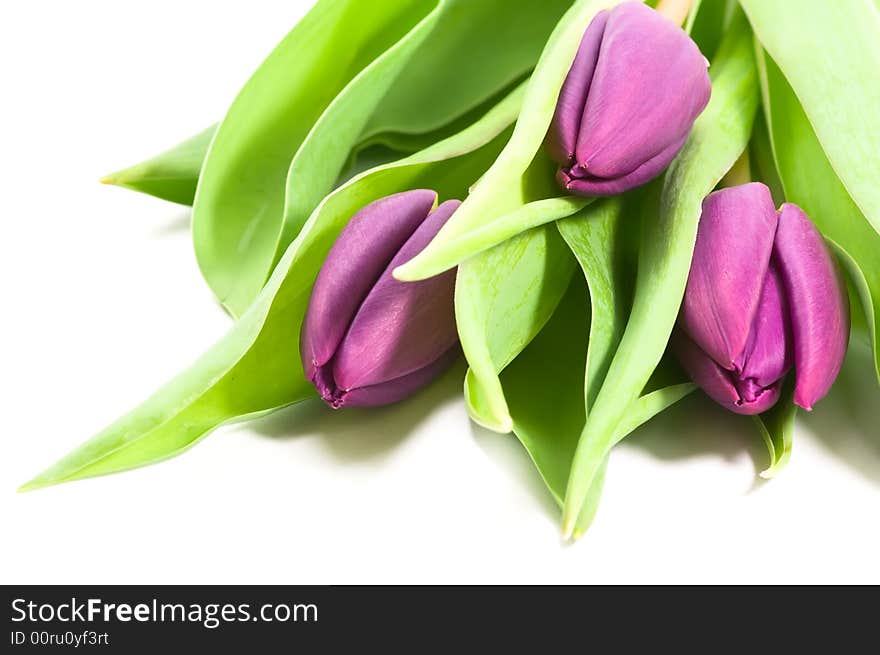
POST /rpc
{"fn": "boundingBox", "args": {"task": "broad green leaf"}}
[360,0,571,140]
[20,90,521,491]
[560,12,758,536]
[753,379,796,479]
[194,0,573,317]
[101,126,216,205]
[740,0,880,236]
[194,0,439,317]
[395,0,632,282]
[756,48,880,383]
[456,224,576,433]
[501,276,590,504]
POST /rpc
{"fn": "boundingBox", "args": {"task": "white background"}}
[2,1,878,584]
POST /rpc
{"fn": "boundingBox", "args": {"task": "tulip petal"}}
[672,330,782,415]
[734,261,793,394]
[333,200,461,392]
[340,346,460,408]
[773,203,849,410]
[560,131,687,197]
[680,182,778,369]
[574,2,710,180]
[547,9,609,164]
[300,189,438,381]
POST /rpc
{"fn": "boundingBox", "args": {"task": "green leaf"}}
[501,276,590,504]
[456,224,576,433]
[560,11,759,536]
[360,0,571,140]
[20,89,521,491]
[101,126,216,205]
[753,379,796,479]
[492,197,691,535]
[501,278,610,538]
[740,0,880,236]
[193,0,441,317]
[395,0,631,282]
[193,0,573,317]
[755,47,880,384]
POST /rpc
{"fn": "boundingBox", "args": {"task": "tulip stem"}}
[655,0,695,27]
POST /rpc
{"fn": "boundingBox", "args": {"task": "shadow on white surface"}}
[466,344,880,532]
[149,208,192,237]
[469,424,562,524]
[244,360,467,462]
[623,393,766,474]
[802,342,880,488]
[469,391,769,530]
[227,341,879,531]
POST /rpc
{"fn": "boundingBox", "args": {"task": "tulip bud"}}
[548,2,711,197]
[301,190,460,408]
[674,182,849,415]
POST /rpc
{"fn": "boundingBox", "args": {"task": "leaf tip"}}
[560,511,576,541]
[17,477,47,493]
[391,264,413,282]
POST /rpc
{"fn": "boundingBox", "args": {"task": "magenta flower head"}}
[301,190,460,409]
[674,182,850,415]
[548,1,711,197]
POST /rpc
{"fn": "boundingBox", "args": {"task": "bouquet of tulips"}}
[23,0,880,540]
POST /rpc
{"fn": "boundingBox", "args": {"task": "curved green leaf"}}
[558,197,635,410]
[755,47,880,383]
[560,12,758,536]
[740,0,880,235]
[100,75,528,207]
[194,0,575,317]
[411,196,590,278]
[501,277,590,505]
[457,224,576,433]
[21,90,521,491]
[557,193,693,533]
[361,0,571,140]
[194,0,440,317]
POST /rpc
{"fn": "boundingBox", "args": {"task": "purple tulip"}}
[548,1,711,197]
[301,190,460,409]
[674,182,849,415]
